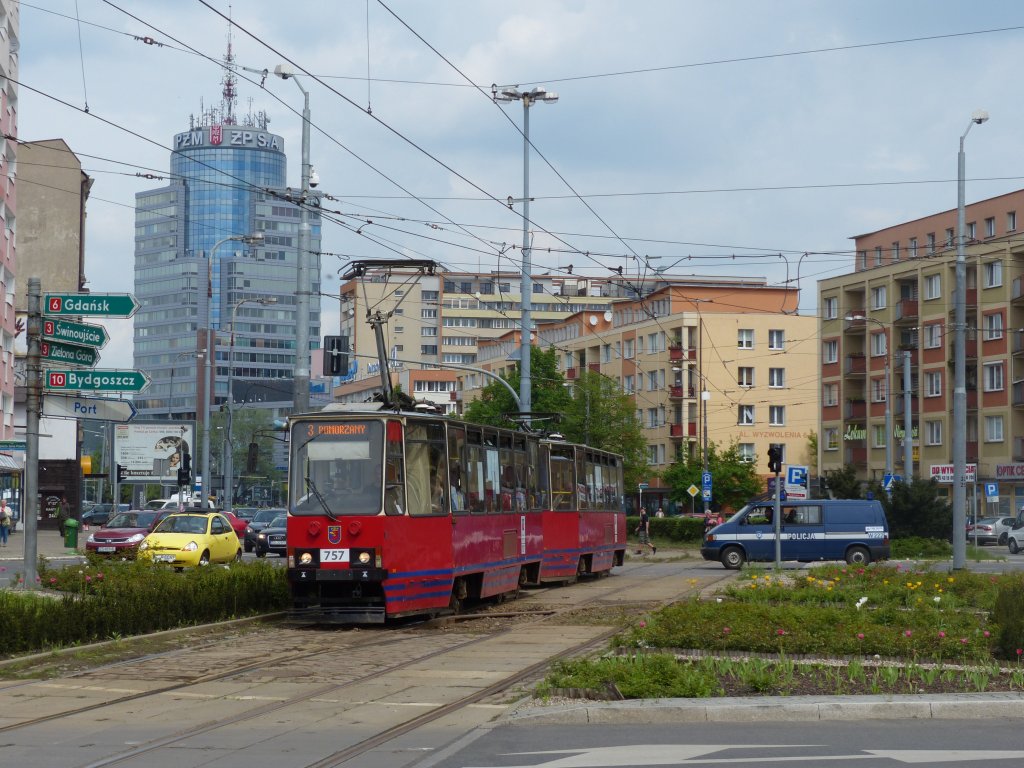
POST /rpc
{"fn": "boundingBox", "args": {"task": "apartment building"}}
[464,280,819,510]
[819,188,1024,513]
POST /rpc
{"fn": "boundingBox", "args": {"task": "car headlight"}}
[139,540,150,551]
[299,552,313,565]
[258,533,267,540]
[86,534,96,543]
[129,533,145,543]
[357,551,372,565]
[183,541,198,552]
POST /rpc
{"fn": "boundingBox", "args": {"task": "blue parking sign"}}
[985,482,999,500]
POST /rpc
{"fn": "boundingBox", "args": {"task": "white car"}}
[1007,523,1024,554]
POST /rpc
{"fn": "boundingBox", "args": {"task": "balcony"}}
[1015,436,1024,462]
[566,367,577,380]
[1014,381,1024,407]
[669,345,697,362]
[967,441,979,464]
[845,354,866,375]
[894,393,917,416]
[894,298,918,323]
[669,385,684,399]
[845,445,867,465]
[1013,276,1024,304]
[845,314,867,333]
[1014,333,1024,356]
[895,347,919,367]
[947,288,977,311]
[845,399,866,419]
[946,339,977,362]
[668,423,697,439]
[588,363,601,374]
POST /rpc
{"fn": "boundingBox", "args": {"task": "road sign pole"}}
[24,278,41,590]
[774,468,782,570]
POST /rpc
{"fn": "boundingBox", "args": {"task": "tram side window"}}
[384,420,406,516]
[576,450,588,509]
[448,427,467,514]
[550,446,575,511]
[513,446,527,512]
[406,423,447,516]
[499,436,515,512]
[466,432,486,514]
[527,440,542,511]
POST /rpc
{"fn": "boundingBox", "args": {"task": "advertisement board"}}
[113,421,196,484]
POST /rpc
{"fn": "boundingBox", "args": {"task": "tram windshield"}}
[290,420,384,516]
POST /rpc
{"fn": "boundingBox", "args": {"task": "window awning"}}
[0,454,22,472]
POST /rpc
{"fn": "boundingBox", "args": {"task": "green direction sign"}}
[42,318,109,349]
[40,339,100,367]
[44,369,150,393]
[44,293,140,318]
[0,440,26,451]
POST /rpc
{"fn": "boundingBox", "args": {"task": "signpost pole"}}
[774,468,782,570]
[24,278,42,589]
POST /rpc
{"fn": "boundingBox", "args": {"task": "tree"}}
[806,431,818,474]
[876,477,952,540]
[462,346,571,427]
[661,441,763,513]
[823,464,862,499]
[561,370,648,488]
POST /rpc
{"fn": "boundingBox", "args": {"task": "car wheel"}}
[198,550,211,566]
[999,533,1009,546]
[234,549,242,562]
[256,549,266,558]
[721,546,745,570]
[846,545,871,565]
[1010,538,1020,555]
[244,542,253,553]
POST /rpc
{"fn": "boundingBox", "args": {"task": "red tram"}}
[286,404,627,623]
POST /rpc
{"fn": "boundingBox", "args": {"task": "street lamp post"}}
[493,85,559,417]
[201,234,264,506]
[224,296,278,512]
[953,109,989,570]
[168,350,199,422]
[847,315,892,484]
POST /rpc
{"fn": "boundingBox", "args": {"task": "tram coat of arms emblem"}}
[327,525,342,545]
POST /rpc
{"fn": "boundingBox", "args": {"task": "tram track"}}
[0,559,734,768]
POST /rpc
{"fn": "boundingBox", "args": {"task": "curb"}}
[503,692,1024,724]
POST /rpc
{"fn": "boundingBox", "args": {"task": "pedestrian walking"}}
[55,496,69,537]
[655,506,665,518]
[0,499,11,546]
[635,508,656,555]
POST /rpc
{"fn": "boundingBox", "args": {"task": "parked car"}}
[220,510,249,539]
[243,508,287,552]
[255,515,287,558]
[138,512,242,568]
[81,504,114,528]
[85,510,167,558]
[232,507,260,522]
[967,516,1016,546]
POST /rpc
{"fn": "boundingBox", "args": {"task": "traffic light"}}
[181,451,192,474]
[323,335,350,376]
[177,467,190,486]
[767,444,782,474]
[116,464,127,483]
[246,442,259,473]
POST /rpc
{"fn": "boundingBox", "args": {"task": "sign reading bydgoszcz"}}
[44,293,140,318]
[44,369,150,393]
[42,318,108,348]
[40,340,100,367]
[930,463,977,483]
[114,421,196,485]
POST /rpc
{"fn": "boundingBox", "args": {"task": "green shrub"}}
[627,515,704,543]
[541,654,723,699]
[891,537,951,560]
[992,573,1024,661]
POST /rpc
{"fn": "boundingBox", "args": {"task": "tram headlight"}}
[356,551,372,565]
[299,552,314,565]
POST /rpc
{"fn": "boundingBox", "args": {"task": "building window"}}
[624,339,634,359]
[421,327,438,337]
[395,326,404,334]
[985,415,1004,443]
[769,405,785,426]
[873,424,886,448]
[420,345,438,355]
[824,340,838,364]
[824,428,839,451]
[738,367,754,387]
[892,242,900,261]
[738,404,754,425]
[985,217,996,237]
[857,251,867,270]
[533,283,544,294]
[421,308,437,319]
[738,329,754,349]
[623,375,634,394]
[984,312,1004,341]
[968,222,976,240]
[924,274,941,300]
[924,323,942,349]
[823,382,838,406]
[874,246,883,266]
[478,281,493,295]
[925,420,942,446]
[909,238,918,258]
[422,290,439,302]
[984,260,1003,288]
[925,371,942,397]
[824,296,838,319]
[871,377,886,403]
[983,362,1005,392]
[602,344,611,363]
[871,286,887,309]
[1008,211,1017,232]
[768,368,785,388]
[870,331,887,357]
[738,443,756,463]
[945,228,954,247]
[926,233,935,254]
[768,329,785,350]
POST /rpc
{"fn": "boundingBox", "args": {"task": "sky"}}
[18,0,1024,373]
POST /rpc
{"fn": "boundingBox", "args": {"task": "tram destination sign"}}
[42,318,109,349]
[44,293,140,318]
[44,369,150,393]
[39,339,100,367]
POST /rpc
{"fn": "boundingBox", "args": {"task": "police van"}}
[700,499,890,569]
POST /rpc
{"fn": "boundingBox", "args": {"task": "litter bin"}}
[64,519,80,549]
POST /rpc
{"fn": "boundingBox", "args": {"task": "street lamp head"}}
[971,109,990,125]
[541,91,559,104]
[273,63,295,80]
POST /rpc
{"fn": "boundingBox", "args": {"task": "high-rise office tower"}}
[133,42,321,422]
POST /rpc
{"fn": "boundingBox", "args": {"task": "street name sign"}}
[0,440,26,451]
[40,339,100,367]
[42,394,137,423]
[44,369,150,393]
[42,318,109,349]
[44,293,140,318]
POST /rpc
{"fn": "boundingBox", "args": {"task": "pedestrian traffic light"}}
[246,442,259,473]
[177,467,190,486]
[323,335,350,376]
[767,444,782,474]
[181,451,192,474]
[116,464,127,483]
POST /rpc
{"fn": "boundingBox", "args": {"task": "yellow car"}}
[139,512,242,569]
